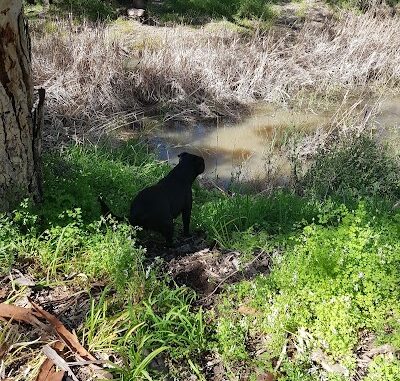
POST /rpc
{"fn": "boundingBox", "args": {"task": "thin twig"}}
[274,339,288,373]
[198,250,269,302]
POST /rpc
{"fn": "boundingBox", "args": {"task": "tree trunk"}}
[0,0,44,211]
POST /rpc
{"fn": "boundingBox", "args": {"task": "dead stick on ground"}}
[198,250,269,303]
[274,339,288,373]
[42,345,79,381]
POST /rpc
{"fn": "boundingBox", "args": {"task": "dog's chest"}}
[166,186,192,215]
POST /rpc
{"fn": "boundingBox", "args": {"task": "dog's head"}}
[178,152,205,175]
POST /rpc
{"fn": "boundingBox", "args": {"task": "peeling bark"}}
[0,0,43,211]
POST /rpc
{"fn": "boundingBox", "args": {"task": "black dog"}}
[99,152,205,246]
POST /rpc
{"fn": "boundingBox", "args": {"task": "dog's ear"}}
[195,156,205,174]
[178,152,188,161]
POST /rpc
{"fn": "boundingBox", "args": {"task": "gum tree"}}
[0,0,44,211]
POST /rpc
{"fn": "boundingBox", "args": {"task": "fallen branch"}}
[37,341,65,381]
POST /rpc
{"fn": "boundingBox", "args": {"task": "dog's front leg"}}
[182,189,193,237]
[182,205,192,237]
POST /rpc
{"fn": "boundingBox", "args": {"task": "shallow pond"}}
[148,97,400,188]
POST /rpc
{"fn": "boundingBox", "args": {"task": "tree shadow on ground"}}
[25,0,285,25]
[35,135,236,230]
[149,0,287,26]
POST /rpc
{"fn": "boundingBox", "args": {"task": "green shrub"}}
[0,199,41,275]
[3,201,146,294]
[279,360,316,381]
[302,135,400,201]
[216,316,249,362]
[272,204,400,354]
[22,212,145,293]
[0,215,19,275]
[365,355,400,381]
[78,223,145,294]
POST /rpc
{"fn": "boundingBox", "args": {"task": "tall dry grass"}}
[134,12,400,116]
[32,21,140,143]
[31,10,400,139]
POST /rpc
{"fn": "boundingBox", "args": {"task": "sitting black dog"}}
[99,152,205,246]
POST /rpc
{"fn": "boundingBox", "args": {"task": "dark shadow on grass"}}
[34,139,168,227]
[149,0,284,26]
[35,136,236,232]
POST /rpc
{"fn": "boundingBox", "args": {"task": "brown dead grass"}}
[31,10,400,138]
[134,12,400,113]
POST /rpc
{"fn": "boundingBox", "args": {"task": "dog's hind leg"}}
[160,221,174,247]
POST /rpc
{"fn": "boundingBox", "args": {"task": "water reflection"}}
[151,105,329,187]
[149,97,400,188]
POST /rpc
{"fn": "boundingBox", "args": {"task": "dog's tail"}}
[98,195,124,222]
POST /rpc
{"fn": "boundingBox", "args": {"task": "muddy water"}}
[149,98,400,188]
[150,105,330,187]
[376,97,400,150]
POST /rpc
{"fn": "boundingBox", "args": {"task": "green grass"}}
[24,0,117,21]
[152,0,400,25]
[25,0,277,23]
[38,141,169,226]
[214,203,400,378]
[24,0,400,26]
[194,191,319,249]
[0,140,210,379]
[2,137,400,380]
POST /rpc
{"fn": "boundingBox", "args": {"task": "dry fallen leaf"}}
[37,361,64,381]
[29,299,96,360]
[0,300,112,380]
[42,345,79,381]
[0,303,50,332]
[29,298,113,379]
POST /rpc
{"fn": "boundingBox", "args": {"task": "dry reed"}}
[31,10,400,138]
